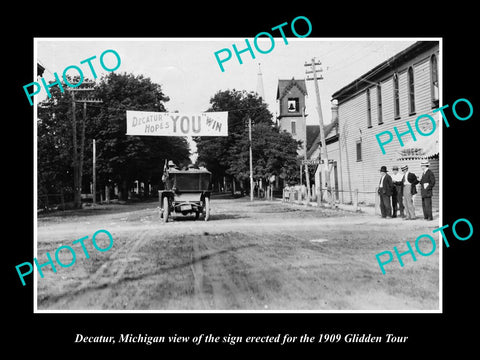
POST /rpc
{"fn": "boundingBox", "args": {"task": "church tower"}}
[256,63,265,100]
[276,78,308,154]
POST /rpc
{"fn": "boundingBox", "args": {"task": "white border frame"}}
[33,37,443,314]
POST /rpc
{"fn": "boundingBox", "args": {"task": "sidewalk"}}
[277,197,439,220]
[276,197,376,215]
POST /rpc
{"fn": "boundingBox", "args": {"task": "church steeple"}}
[276,78,308,155]
[256,63,265,100]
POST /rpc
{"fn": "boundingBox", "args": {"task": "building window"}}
[366,88,372,128]
[431,54,439,108]
[288,98,299,112]
[393,72,400,119]
[408,66,415,114]
[356,140,362,162]
[291,120,296,135]
[377,83,383,124]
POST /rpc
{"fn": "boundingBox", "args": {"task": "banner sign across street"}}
[126,110,228,137]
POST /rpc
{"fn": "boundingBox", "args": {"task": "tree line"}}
[195,89,300,192]
[37,73,300,209]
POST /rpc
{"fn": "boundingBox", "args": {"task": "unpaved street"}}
[36,196,439,311]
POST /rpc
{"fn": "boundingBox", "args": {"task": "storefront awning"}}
[397,134,439,160]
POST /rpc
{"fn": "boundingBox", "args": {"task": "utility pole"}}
[93,139,96,205]
[248,116,254,201]
[67,83,102,208]
[305,58,333,207]
[70,90,79,208]
[302,107,311,204]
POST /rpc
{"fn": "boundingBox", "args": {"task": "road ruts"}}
[37,228,151,310]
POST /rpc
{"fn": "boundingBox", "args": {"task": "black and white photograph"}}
[32,38,441,312]
[7,7,478,354]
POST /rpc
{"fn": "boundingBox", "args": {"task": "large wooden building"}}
[331,41,440,210]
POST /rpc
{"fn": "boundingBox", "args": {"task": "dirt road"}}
[36,196,440,311]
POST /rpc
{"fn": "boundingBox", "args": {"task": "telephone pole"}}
[305,58,333,207]
[248,116,254,201]
[301,107,311,204]
[93,139,96,205]
[67,83,102,208]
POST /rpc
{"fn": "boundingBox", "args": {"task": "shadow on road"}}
[169,213,245,222]
[38,198,159,219]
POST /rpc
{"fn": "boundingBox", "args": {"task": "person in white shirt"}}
[401,165,419,220]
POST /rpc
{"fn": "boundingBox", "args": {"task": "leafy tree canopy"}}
[195,89,300,186]
[37,72,191,201]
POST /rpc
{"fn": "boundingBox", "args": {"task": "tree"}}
[37,72,191,206]
[227,122,300,183]
[93,72,190,201]
[195,89,299,192]
[38,77,88,207]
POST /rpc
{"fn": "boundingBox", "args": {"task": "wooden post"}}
[92,139,96,205]
[105,185,110,203]
[67,87,102,208]
[354,188,359,211]
[249,117,254,202]
[302,108,311,203]
[71,92,80,208]
[299,163,303,186]
[305,58,332,207]
[316,168,322,207]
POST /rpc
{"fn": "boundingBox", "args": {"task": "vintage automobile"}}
[159,167,212,222]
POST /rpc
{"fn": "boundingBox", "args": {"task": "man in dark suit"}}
[377,166,393,218]
[419,160,435,221]
[391,165,404,218]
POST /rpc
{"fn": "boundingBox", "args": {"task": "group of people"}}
[377,160,436,221]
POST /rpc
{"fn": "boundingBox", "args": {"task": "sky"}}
[35,38,419,159]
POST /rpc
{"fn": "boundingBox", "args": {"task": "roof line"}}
[331,41,437,101]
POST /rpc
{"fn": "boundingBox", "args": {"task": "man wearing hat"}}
[391,165,404,218]
[401,165,419,220]
[419,160,435,221]
[162,160,179,189]
[377,166,393,218]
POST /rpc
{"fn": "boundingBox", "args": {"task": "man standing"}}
[419,160,435,221]
[377,166,393,218]
[391,165,404,218]
[401,165,418,220]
